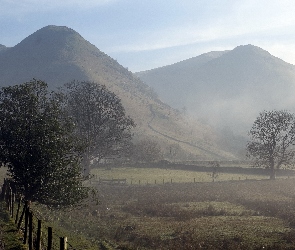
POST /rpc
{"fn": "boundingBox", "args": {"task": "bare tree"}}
[63,81,135,176]
[247,110,295,179]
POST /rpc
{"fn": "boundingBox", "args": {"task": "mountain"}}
[0,25,236,161]
[136,45,295,137]
[0,45,8,53]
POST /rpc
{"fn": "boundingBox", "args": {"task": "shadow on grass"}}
[0,202,26,250]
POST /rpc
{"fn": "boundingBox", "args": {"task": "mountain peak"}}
[40,25,75,32]
[14,25,85,53]
[32,25,82,40]
[136,44,295,137]
[231,44,271,57]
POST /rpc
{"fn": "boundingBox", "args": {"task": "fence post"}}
[15,195,22,224]
[28,211,33,250]
[18,200,29,230]
[60,237,67,250]
[23,206,29,244]
[11,193,15,218]
[5,185,11,211]
[36,220,42,250]
[47,227,53,250]
[8,187,12,214]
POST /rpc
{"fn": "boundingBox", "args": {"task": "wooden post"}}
[163,179,164,184]
[138,180,140,185]
[28,211,33,250]
[194,178,195,183]
[47,227,53,250]
[15,195,22,224]
[9,187,12,214]
[6,185,11,211]
[36,220,42,250]
[171,179,172,183]
[60,237,67,250]
[23,206,29,244]
[11,193,15,218]
[18,201,28,230]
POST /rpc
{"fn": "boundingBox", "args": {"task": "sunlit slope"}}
[0,25,236,160]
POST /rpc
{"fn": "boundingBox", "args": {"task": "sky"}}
[1,0,295,72]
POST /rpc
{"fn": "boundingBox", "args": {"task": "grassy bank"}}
[0,202,26,250]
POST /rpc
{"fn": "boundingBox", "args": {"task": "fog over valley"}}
[2,2,295,248]
[136,44,295,138]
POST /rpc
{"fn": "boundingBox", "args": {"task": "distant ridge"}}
[0,44,8,53]
[0,25,236,161]
[136,44,295,137]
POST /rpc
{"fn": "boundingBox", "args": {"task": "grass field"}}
[4,166,295,249]
[26,166,295,249]
[91,166,270,184]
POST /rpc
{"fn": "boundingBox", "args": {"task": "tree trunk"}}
[82,156,91,178]
[269,156,276,180]
[270,167,276,180]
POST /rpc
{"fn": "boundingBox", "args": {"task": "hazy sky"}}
[1,0,295,72]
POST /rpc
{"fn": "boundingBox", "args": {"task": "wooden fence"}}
[98,178,126,184]
[1,178,74,250]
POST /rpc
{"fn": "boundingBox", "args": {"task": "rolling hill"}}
[0,25,236,161]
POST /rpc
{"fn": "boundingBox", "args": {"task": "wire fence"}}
[1,178,78,250]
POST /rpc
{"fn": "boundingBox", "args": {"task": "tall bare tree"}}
[63,81,135,176]
[247,110,295,179]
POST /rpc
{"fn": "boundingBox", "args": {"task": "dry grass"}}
[29,176,295,249]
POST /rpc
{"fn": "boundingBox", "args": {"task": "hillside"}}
[0,45,8,53]
[136,45,295,137]
[0,25,236,161]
